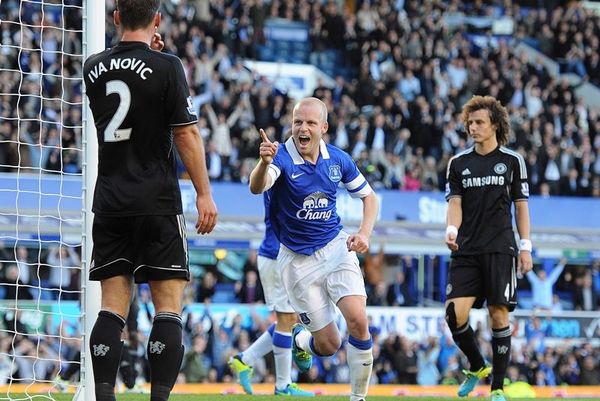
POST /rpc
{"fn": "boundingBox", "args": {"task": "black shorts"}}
[90,214,190,283]
[446,253,517,311]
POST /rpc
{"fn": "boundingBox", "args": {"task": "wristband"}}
[446,225,458,237]
[519,239,532,252]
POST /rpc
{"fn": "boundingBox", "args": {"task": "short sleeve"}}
[341,152,372,198]
[266,151,284,187]
[510,153,529,201]
[445,156,462,201]
[166,57,198,127]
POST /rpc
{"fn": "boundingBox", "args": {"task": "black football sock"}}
[491,326,511,390]
[148,312,184,401]
[90,310,126,401]
[451,322,486,372]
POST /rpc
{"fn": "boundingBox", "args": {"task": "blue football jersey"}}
[266,138,372,255]
[257,191,280,260]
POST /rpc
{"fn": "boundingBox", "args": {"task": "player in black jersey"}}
[444,96,532,401]
[83,2,217,401]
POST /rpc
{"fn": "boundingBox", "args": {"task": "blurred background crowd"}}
[0,0,599,391]
[1,0,600,196]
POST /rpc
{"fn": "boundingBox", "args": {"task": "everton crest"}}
[328,164,341,182]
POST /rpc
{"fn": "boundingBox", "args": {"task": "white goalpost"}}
[0,0,101,399]
[80,0,103,400]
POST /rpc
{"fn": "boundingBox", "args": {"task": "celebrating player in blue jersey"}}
[249,97,378,401]
[228,192,314,397]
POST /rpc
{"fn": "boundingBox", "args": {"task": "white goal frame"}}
[77,1,103,400]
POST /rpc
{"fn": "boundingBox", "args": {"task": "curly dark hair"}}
[460,95,510,146]
[116,0,160,30]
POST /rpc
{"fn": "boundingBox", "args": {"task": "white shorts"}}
[257,255,295,313]
[278,231,367,332]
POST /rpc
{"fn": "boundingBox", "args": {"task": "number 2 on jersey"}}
[104,80,132,142]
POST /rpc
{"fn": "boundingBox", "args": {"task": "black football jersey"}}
[445,146,529,256]
[83,41,197,216]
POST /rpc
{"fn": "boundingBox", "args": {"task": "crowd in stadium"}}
[0,242,599,387]
[0,0,600,392]
[1,0,600,197]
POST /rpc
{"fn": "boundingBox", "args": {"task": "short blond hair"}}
[293,97,328,123]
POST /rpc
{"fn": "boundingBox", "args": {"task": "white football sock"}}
[347,341,373,401]
[241,329,273,366]
[272,330,292,390]
[294,328,313,354]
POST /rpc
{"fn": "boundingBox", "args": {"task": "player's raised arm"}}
[173,124,218,234]
[249,128,279,194]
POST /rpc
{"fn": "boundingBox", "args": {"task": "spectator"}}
[386,269,414,307]
[196,271,217,303]
[416,337,440,385]
[573,272,599,311]
[393,336,418,384]
[235,270,264,304]
[526,258,566,310]
[2,264,33,300]
[525,317,550,355]
[183,335,210,383]
[367,281,387,306]
[579,356,600,385]
[15,246,32,286]
[46,246,80,300]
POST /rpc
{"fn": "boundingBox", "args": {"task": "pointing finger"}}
[259,128,271,144]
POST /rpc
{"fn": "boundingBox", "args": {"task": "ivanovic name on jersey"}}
[462,175,505,188]
[87,57,153,83]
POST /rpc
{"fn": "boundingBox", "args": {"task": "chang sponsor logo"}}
[462,175,505,188]
[296,192,332,221]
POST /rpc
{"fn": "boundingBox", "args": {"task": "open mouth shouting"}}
[298,134,311,148]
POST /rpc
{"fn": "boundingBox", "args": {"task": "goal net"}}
[0,0,100,399]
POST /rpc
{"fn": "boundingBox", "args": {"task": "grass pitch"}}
[7,396,600,401]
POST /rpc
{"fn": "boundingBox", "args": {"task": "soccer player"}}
[444,96,532,401]
[83,1,218,401]
[228,196,314,397]
[249,97,378,401]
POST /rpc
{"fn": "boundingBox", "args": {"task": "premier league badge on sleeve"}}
[328,164,341,182]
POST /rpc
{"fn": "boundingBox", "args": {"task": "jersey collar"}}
[285,138,330,165]
[116,41,150,50]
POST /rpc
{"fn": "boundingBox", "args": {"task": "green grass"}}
[5,396,600,401]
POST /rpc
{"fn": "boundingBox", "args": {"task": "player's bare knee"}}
[315,336,340,356]
[488,305,509,327]
[149,279,187,313]
[345,315,369,339]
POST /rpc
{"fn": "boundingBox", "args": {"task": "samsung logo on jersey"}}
[462,175,505,188]
[87,58,153,83]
